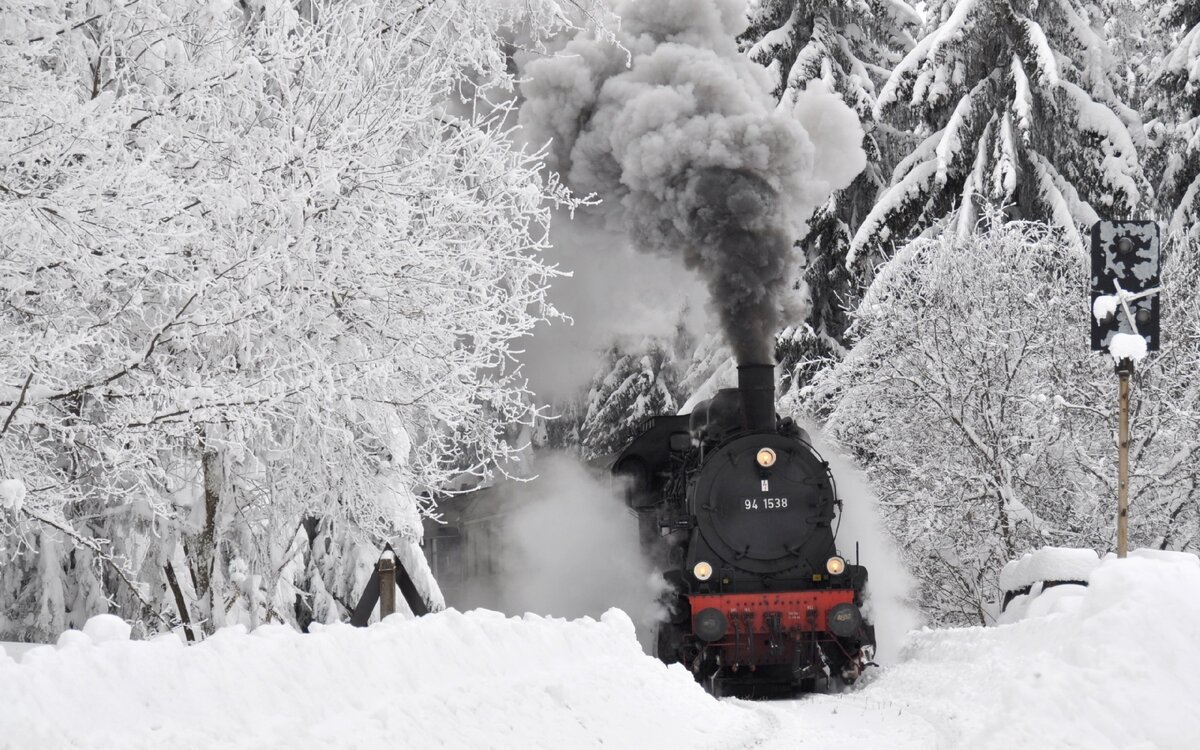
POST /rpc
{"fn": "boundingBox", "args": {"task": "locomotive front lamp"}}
[756,447,777,467]
[693,561,713,581]
[826,556,846,576]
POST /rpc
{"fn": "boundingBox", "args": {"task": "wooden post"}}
[1116,359,1133,558]
[378,551,396,619]
[349,544,433,626]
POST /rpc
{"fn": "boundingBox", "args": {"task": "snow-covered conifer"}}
[854,0,1149,264]
[741,0,920,384]
[1153,0,1200,233]
[580,345,683,459]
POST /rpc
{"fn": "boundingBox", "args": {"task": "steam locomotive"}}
[612,364,875,695]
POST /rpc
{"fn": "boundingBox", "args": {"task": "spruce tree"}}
[739,0,919,390]
[579,345,683,459]
[853,0,1149,265]
[1155,0,1200,233]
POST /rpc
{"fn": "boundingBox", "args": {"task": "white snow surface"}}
[0,609,758,749]
[3,554,1199,749]
[1092,293,1119,323]
[998,546,1101,591]
[0,478,25,512]
[1109,331,1149,363]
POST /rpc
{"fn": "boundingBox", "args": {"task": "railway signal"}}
[1089,220,1162,559]
[1090,221,1159,354]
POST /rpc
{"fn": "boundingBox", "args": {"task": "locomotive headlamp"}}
[693,561,714,581]
[826,556,847,576]
[756,447,777,468]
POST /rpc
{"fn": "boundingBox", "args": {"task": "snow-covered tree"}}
[801,219,1200,625]
[0,0,595,640]
[1127,234,1200,555]
[579,344,685,459]
[1153,0,1200,233]
[743,0,920,374]
[853,0,1149,266]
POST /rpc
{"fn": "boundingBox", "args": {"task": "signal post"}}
[1089,221,1161,558]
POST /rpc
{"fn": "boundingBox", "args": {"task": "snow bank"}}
[4,556,1198,748]
[998,546,1100,592]
[0,609,760,750]
[825,554,1200,750]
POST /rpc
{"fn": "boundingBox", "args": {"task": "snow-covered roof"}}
[999,546,1101,592]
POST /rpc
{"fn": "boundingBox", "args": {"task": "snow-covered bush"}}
[0,0,597,639]
[801,220,1200,625]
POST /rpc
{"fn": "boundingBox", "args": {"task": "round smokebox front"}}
[693,434,836,571]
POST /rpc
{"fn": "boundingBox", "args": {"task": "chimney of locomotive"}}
[737,364,776,433]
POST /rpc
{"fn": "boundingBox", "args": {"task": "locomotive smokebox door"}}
[1090,220,1160,353]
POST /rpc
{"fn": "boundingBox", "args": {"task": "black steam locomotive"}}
[612,364,875,695]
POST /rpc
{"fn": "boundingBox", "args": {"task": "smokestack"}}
[738,364,775,433]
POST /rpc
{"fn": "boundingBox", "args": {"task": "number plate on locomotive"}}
[742,497,789,511]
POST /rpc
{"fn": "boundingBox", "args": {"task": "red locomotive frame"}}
[689,589,856,635]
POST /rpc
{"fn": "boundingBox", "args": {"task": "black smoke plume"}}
[520,0,865,363]
[678,167,791,363]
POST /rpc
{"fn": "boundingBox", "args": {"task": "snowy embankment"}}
[0,609,760,749]
[773,552,1200,750]
[3,554,1199,749]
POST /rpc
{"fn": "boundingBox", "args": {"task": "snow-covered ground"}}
[2,554,1197,749]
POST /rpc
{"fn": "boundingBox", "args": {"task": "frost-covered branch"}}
[0,0,595,640]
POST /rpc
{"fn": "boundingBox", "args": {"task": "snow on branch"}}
[1054,79,1142,205]
[992,111,1018,203]
[849,160,939,265]
[892,128,945,184]
[1158,22,1200,84]
[937,73,999,185]
[1052,0,1114,95]
[876,0,982,115]
[1015,18,1060,86]
[1010,55,1033,141]
[1027,149,1097,249]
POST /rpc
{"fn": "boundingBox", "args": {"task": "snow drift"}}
[3,554,1198,749]
[873,553,1200,749]
[0,609,759,749]
[753,553,1200,748]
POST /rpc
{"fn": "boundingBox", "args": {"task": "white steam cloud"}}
[518,218,710,403]
[481,455,666,649]
[520,0,865,363]
[806,426,920,664]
